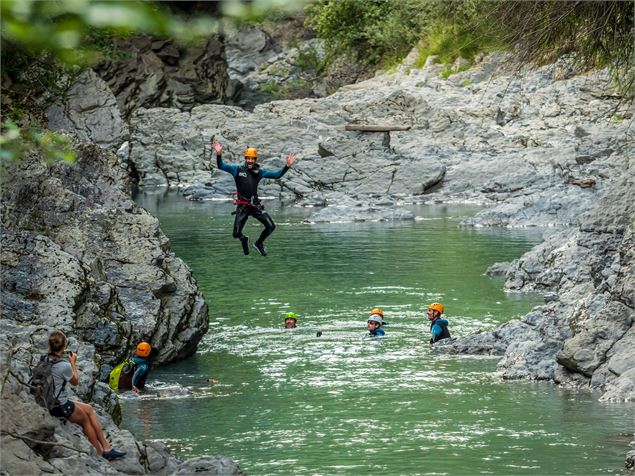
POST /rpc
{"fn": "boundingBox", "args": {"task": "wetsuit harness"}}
[369,327,385,337]
[430,318,451,344]
[216,153,289,244]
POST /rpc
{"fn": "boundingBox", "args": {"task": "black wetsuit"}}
[429,318,451,344]
[216,154,289,245]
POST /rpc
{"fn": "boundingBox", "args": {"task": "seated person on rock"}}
[427,302,451,344]
[367,314,385,337]
[116,342,152,393]
[46,330,127,460]
[283,312,298,329]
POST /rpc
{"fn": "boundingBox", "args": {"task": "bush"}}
[305,0,441,66]
[305,0,633,94]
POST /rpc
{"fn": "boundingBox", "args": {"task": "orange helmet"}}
[428,303,444,314]
[136,342,152,357]
[370,307,384,317]
[244,147,258,158]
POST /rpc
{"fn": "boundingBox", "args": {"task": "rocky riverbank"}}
[0,145,238,473]
[2,24,633,471]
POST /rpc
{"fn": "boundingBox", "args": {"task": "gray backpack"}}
[29,354,65,410]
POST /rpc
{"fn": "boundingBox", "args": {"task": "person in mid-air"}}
[283,312,298,329]
[427,302,451,344]
[367,314,385,337]
[212,138,297,257]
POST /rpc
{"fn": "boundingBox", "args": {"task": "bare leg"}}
[68,403,103,454]
[73,401,112,452]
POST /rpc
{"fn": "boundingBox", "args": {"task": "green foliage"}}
[222,0,306,23]
[416,11,503,68]
[1,0,218,66]
[1,120,76,164]
[483,1,634,96]
[294,45,329,75]
[305,0,633,94]
[259,79,312,99]
[305,0,439,66]
[439,65,454,80]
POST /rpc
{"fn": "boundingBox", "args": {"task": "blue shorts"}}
[49,400,75,418]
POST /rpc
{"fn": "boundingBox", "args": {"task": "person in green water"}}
[370,307,387,327]
[427,302,451,344]
[367,314,385,337]
[283,312,298,329]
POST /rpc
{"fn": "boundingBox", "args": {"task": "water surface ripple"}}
[121,192,634,475]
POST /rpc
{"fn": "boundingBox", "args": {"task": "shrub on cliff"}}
[305,0,634,94]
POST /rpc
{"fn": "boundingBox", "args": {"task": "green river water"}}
[122,191,634,475]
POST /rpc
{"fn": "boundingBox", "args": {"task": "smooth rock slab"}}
[307,205,414,223]
[172,456,245,475]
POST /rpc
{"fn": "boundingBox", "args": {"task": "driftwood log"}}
[345,124,411,132]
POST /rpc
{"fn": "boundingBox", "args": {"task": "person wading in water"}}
[427,302,451,344]
[212,139,297,256]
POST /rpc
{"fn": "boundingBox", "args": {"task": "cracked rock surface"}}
[0,144,242,474]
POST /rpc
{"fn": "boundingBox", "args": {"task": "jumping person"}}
[427,302,451,344]
[212,139,297,256]
[46,330,127,460]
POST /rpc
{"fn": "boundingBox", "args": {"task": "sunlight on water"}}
[120,191,635,475]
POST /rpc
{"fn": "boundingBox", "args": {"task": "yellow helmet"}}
[428,303,444,314]
[244,147,258,158]
[136,342,152,357]
[283,312,297,321]
[370,307,384,317]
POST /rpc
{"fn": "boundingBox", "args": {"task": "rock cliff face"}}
[95,35,229,117]
[0,144,232,474]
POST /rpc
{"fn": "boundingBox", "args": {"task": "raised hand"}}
[286,153,297,167]
[212,139,223,156]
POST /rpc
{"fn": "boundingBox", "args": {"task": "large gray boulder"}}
[47,69,129,150]
[442,158,635,400]
[1,144,208,366]
[127,52,631,225]
[95,35,229,117]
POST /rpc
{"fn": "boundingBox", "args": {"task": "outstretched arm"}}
[261,153,298,179]
[212,138,238,176]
